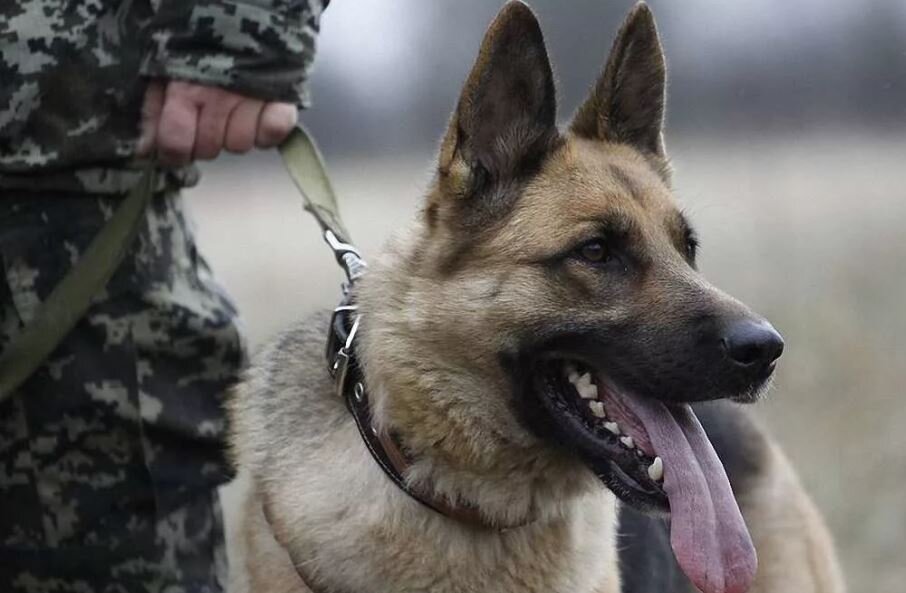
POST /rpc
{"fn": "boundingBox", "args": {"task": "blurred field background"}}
[188,1,906,591]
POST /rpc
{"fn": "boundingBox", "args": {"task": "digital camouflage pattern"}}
[0,0,327,194]
[0,191,243,591]
[1,1,326,588]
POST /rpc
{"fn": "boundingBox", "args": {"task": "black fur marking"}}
[506,294,775,408]
[617,506,690,593]
[691,401,768,495]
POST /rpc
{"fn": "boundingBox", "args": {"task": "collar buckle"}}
[328,304,360,399]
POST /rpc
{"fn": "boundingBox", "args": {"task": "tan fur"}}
[229,321,621,593]
[229,476,312,593]
[359,137,695,529]
[228,2,844,592]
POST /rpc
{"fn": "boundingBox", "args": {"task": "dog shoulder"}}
[230,478,315,593]
[228,310,339,476]
[738,437,847,593]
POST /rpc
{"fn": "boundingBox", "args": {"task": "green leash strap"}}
[280,125,365,283]
[280,124,351,245]
[0,165,157,402]
[0,125,352,402]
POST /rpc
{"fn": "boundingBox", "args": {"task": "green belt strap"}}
[0,125,342,402]
[0,165,157,402]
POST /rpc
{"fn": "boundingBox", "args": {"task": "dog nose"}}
[721,319,784,368]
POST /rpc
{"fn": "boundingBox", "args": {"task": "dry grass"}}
[192,131,906,593]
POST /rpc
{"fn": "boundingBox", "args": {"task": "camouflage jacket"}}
[0,0,326,194]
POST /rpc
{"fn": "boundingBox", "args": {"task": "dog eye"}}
[578,239,610,264]
[685,234,699,260]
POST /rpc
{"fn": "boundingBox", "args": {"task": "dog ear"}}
[570,2,667,162]
[436,1,558,210]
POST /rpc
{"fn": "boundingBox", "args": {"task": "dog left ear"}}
[435,1,558,215]
[571,2,668,164]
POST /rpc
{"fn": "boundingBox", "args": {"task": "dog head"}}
[360,4,777,591]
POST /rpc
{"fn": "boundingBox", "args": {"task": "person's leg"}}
[0,191,242,591]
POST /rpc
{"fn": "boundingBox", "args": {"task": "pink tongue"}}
[623,397,757,593]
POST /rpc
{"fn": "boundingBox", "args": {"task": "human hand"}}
[138,80,298,166]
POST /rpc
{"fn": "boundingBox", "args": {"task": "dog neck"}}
[327,259,518,529]
[341,364,523,530]
[354,237,602,529]
[243,237,621,593]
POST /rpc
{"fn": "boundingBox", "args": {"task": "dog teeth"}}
[604,421,620,435]
[620,436,635,449]
[647,457,664,482]
[578,383,598,400]
[574,372,593,388]
[588,400,606,418]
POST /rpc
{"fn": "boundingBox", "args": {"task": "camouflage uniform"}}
[0,0,326,590]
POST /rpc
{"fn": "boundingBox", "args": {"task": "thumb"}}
[256,102,298,149]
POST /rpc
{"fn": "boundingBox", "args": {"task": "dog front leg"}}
[229,485,314,593]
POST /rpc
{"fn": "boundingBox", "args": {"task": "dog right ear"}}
[434,1,558,219]
[570,2,668,166]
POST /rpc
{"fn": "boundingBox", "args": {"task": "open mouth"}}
[531,358,759,593]
[535,361,669,511]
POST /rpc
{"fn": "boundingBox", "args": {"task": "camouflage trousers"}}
[0,189,244,592]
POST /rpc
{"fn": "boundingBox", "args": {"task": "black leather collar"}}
[326,301,415,500]
[322,233,519,530]
[327,295,515,529]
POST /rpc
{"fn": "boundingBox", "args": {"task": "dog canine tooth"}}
[648,457,664,482]
[588,401,606,418]
[620,436,635,449]
[604,421,620,435]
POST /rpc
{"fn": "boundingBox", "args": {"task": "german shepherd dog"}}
[229,3,845,592]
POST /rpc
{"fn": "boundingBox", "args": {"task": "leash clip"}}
[324,229,367,285]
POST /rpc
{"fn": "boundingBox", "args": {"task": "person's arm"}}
[143,0,326,106]
[138,0,328,165]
